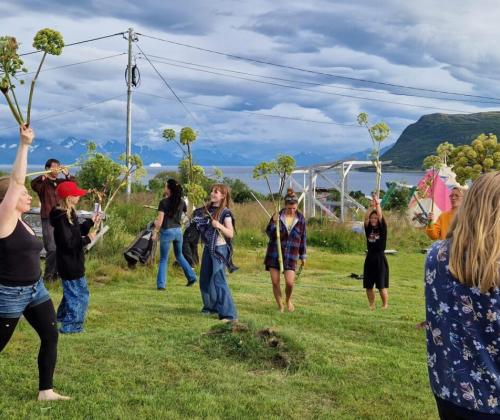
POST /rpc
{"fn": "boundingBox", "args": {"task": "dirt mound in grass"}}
[200,321,305,372]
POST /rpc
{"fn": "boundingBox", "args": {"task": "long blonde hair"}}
[58,197,76,225]
[448,171,500,292]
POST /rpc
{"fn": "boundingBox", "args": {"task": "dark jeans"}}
[42,218,57,280]
[57,277,90,333]
[435,396,500,419]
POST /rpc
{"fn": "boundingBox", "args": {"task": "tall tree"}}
[447,134,500,185]
[427,134,500,185]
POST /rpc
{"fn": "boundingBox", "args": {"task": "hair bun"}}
[284,188,298,204]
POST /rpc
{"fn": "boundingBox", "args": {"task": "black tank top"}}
[0,220,43,286]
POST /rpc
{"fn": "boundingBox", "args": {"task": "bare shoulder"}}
[0,210,19,239]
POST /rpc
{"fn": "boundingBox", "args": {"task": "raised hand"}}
[20,124,34,146]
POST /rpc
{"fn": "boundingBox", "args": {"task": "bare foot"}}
[286,300,295,312]
[381,304,389,310]
[278,302,285,313]
[369,304,376,310]
[38,389,71,401]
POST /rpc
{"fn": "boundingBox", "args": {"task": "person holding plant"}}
[31,158,74,282]
[424,172,500,418]
[192,184,238,322]
[264,188,306,313]
[0,125,69,401]
[153,179,197,290]
[425,186,464,240]
[50,181,97,334]
[363,195,389,309]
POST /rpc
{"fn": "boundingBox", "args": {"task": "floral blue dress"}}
[425,240,500,415]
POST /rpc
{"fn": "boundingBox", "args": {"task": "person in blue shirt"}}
[425,171,500,419]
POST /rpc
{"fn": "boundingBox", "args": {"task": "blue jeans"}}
[199,245,237,320]
[156,227,197,289]
[0,278,50,318]
[57,277,89,334]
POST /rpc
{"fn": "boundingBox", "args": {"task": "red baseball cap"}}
[56,181,87,199]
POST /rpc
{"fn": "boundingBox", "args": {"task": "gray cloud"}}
[12,0,218,35]
[1,0,499,159]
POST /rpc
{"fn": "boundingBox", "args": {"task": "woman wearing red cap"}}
[0,125,69,400]
[50,181,97,334]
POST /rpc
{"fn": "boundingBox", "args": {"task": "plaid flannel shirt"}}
[264,210,306,271]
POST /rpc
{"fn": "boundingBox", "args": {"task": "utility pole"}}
[125,27,135,198]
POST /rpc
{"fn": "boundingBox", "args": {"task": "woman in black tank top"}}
[0,125,69,401]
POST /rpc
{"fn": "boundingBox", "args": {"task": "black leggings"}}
[0,299,58,390]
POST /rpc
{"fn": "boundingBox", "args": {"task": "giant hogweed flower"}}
[0,29,64,125]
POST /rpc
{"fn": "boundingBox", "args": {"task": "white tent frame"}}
[290,160,389,222]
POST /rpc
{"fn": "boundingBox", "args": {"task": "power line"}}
[139,52,500,106]
[136,44,218,144]
[0,94,126,132]
[136,91,361,127]
[23,53,126,75]
[137,32,500,102]
[140,55,478,114]
[19,32,127,56]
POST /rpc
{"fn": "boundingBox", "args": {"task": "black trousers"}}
[0,300,58,390]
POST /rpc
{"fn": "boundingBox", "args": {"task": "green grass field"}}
[0,243,437,419]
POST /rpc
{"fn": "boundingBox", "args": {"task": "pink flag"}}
[416,169,451,212]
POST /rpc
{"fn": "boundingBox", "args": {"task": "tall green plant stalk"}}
[1,90,22,125]
[26,52,47,126]
[422,155,442,215]
[4,72,24,124]
[162,126,205,207]
[253,155,296,273]
[357,113,390,197]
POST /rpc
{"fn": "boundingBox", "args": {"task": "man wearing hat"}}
[31,159,73,282]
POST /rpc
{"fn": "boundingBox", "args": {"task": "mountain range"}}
[2,112,499,169]
[0,136,392,167]
[382,111,500,169]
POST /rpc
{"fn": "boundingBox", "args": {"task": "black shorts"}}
[363,252,389,289]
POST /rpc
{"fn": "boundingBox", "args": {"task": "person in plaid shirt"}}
[264,188,306,313]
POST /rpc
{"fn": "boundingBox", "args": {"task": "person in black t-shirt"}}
[363,195,389,310]
[50,181,98,334]
[152,179,197,290]
[0,125,69,401]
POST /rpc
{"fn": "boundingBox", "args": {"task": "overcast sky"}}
[1,0,499,156]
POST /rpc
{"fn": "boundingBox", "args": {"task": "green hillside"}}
[382,111,500,169]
